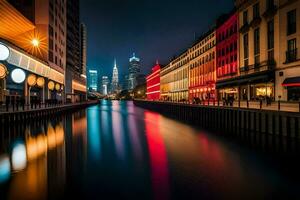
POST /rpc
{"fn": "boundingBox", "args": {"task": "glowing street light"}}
[31,38,39,47]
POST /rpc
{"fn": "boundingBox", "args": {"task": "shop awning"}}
[282,77,300,87]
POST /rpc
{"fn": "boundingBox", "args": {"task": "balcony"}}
[249,16,262,28]
[239,23,250,34]
[285,49,298,63]
[263,5,277,19]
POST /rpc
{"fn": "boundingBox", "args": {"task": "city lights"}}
[11,68,26,84]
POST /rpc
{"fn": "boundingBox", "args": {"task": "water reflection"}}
[0,100,300,199]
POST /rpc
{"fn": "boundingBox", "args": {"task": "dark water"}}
[0,100,300,199]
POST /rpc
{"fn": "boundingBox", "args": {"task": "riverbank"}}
[0,100,99,123]
[134,100,300,138]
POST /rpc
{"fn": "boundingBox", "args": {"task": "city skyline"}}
[80,0,233,78]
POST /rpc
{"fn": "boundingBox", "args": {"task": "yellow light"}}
[27,74,37,86]
[37,77,45,87]
[0,64,7,79]
[55,83,60,91]
[31,38,39,47]
[48,81,54,90]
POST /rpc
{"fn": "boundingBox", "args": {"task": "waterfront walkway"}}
[143,100,300,113]
[0,100,98,115]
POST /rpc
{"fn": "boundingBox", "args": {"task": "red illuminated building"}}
[216,11,239,100]
[146,62,161,100]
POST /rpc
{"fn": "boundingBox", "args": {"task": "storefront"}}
[189,84,216,102]
[0,42,64,105]
[218,87,239,100]
[282,77,300,101]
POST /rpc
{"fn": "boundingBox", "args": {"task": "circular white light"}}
[11,143,27,171]
[11,68,26,84]
[0,43,10,61]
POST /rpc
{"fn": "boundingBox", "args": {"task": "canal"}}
[0,100,300,199]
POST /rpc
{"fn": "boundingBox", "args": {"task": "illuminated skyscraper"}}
[102,76,109,95]
[88,70,98,92]
[112,59,119,92]
[128,53,141,90]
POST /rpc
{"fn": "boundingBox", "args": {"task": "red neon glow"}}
[147,63,161,100]
[145,111,170,200]
[216,13,239,80]
[282,83,300,87]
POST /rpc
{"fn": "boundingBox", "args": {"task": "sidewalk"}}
[145,100,300,113]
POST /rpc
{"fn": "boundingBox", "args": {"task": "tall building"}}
[102,76,109,95]
[111,59,119,93]
[128,53,141,90]
[80,23,87,76]
[216,11,239,100]
[235,0,277,101]
[188,29,217,102]
[65,0,87,102]
[88,70,98,92]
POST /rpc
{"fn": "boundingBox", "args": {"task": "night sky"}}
[80,0,233,83]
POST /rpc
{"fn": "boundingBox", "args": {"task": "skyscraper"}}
[102,76,109,95]
[112,59,119,93]
[65,0,87,102]
[88,70,98,92]
[128,53,141,90]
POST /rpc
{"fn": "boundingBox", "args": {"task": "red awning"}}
[282,77,300,87]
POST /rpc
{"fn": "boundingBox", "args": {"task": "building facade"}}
[66,0,87,102]
[102,76,109,95]
[88,70,98,92]
[188,30,217,102]
[276,0,300,101]
[128,53,141,90]
[160,51,189,102]
[146,62,161,101]
[235,0,277,101]
[0,0,65,104]
[216,12,239,100]
[111,59,119,93]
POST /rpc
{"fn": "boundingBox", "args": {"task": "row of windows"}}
[190,52,215,69]
[217,23,238,42]
[242,9,297,66]
[190,33,215,51]
[217,41,237,57]
[217,55,238,68]
[217,64,238,77]
[190,40,216,60]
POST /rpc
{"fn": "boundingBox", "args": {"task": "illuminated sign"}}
[0,43,10,61]
[11,68,26,84]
